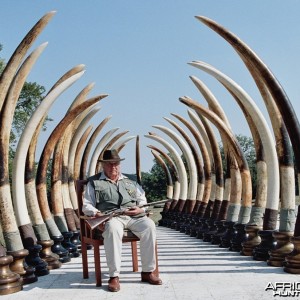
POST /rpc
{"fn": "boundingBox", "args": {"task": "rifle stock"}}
[83,198,171,231]
[82,214,112,230]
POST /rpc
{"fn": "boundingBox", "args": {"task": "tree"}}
[219,134,257,197]
[142,134,258,201]
[141,161,167,202]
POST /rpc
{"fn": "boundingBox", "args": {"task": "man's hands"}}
[95,211,104,218]
[124,206,144,216]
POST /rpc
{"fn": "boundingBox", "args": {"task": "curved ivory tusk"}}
[195,16,297,232]
[88,128,120,177]
[0,43,48,251]
[50,89,104,228]
[12,71,84,228]
[166,116,204,199]
[150,150,173,199]
[189,61,279,224]
[104,131,130,152]
[110,135,136,151]
[36,99,99,237]
[187,109,221,217]
[195,16,300,176]
[197,114,223,209]
[46,85,94,235]
[79,115,112,179]
[24,66,87,250]
[153,124,197,202]
[68,106,101,211]
[201,23,295,228]
[48,65,87,95]
[189,75,266,222]
[145,132,188,208]
[180,96,253,224]
[0,11,56,112]
[188,109,214,168]
[189,75,232,166]
[74,126,93,180]
[95,131,131,174]
[136,136,141,185]
[171,113,211,212]
[147,145,180,202]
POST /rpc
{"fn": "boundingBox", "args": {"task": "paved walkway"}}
[3,226,299,300]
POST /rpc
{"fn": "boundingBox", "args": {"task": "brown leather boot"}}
[108,276,120,292]
[141,272,162,285]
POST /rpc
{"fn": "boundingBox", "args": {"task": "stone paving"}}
[3,226,299,300]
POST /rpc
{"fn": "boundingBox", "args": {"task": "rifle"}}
[82,198,172,230]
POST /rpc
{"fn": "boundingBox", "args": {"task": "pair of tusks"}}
[194,16,297,231]
[150,149,174,200]
[0,11,56,251]
[145,132,188,204]
[189,62,281,224]
[147,145,180,202]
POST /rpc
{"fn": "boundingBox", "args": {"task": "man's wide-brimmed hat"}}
[98,149,125,162]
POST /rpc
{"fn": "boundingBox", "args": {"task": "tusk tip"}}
[40,41,49,47]
[75,63,86,70]
[194,15,210,23]
[45,10,57,18]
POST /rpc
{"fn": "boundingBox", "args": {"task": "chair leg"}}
[94,243,102,287]
[81,240,89,279]
[131,241,139,272]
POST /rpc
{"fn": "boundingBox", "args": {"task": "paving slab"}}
[2,226,299,300]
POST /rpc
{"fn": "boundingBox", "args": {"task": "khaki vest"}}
[88,173,145,217]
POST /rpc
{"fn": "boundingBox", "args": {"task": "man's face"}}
[102,161,120,180]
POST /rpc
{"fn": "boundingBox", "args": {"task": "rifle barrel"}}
[84,198,171,230]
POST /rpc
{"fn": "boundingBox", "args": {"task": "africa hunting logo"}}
[265,282,300,297]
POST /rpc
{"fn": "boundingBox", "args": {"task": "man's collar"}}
[99,172,128,181]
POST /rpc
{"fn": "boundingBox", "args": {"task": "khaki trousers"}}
[102,215,157,277]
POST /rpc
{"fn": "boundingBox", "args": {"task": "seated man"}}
[82,149,162,292]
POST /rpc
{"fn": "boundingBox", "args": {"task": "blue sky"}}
[1,1,300,173]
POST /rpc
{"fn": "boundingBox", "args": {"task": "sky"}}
[1,0,300,174]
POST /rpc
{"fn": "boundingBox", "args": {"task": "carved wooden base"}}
[158,211,165,226]
[268,231,294,267]
[203,219,217,242]
[62,231,80,258]
[170,212,182,230]
[219,221,236,248]
[25,244,49,276]
[51,235,71,263]
[8,249,37,284]
[283,236,300,274]
[38,240,62,270]
[241,225,262,256]
[252,230,275,261]
[185,216,196,235]
[163,212,174,227]
[0,255,23,295]
[70,230,81,251]
[229,223,247,252]
[175,214,186,231]
[179,214,191,233]
[211,221,226,245]
[196,218,209,239]
[189,217,201,237]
